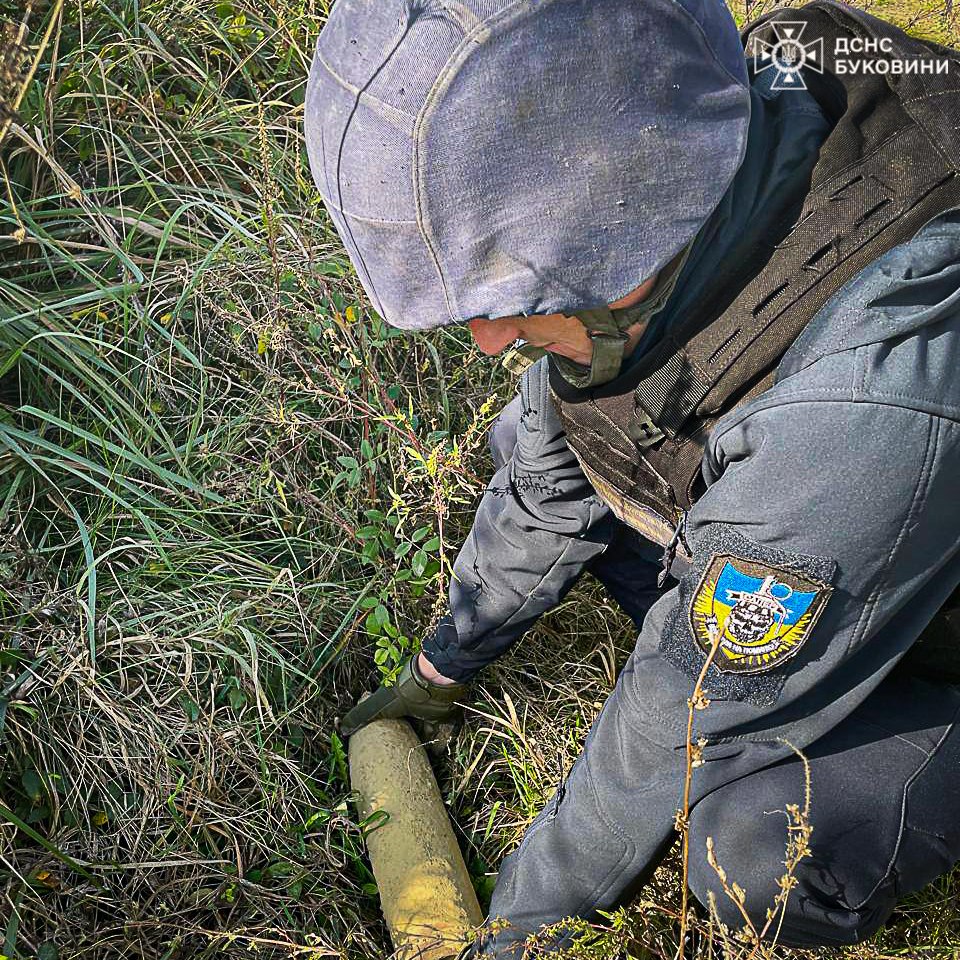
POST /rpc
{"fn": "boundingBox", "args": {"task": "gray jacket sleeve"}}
[423,358,617,681]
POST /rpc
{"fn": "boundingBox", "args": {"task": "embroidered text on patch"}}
[690,554,832,674]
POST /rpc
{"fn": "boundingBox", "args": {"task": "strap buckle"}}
[627,404,666,449]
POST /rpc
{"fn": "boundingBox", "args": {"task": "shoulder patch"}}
[659,523,838,706]
[690,555,832,675]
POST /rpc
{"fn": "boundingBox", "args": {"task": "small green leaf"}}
[179,695,200,723]
[263,860,295,879]
[329,732,348,784]
[22,769,44,803]
[228,685,245,712]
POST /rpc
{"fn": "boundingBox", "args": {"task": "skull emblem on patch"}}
[689,556,832,674]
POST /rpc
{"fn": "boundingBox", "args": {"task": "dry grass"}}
[0,1,957,958]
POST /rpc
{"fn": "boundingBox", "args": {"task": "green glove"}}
[340,654,467,738]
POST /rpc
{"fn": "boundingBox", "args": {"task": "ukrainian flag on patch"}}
[689,554,833,675]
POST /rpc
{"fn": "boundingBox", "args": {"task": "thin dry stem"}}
[676,618,723,959]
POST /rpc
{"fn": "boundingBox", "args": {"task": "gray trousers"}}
[456,394,960,953]
[484,662,960,952]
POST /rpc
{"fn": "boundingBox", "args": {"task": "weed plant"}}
[0,1,958,958]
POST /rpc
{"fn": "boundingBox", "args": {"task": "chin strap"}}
[551,305,632,388]
[500,306,629,382]
[501,239,696,384]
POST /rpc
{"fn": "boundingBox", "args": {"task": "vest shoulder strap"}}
[629,0,960,435]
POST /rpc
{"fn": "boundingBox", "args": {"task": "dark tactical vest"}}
[551,0,960,560]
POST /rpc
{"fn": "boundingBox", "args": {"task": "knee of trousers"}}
[686,788,896,948]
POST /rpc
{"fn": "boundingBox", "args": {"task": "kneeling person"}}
[307,0,960,953]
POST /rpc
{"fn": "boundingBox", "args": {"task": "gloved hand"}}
[340,654,468,739]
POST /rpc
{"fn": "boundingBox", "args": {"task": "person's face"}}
[467,271,660,365]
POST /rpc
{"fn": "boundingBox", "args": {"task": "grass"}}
[0,0,958,958]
